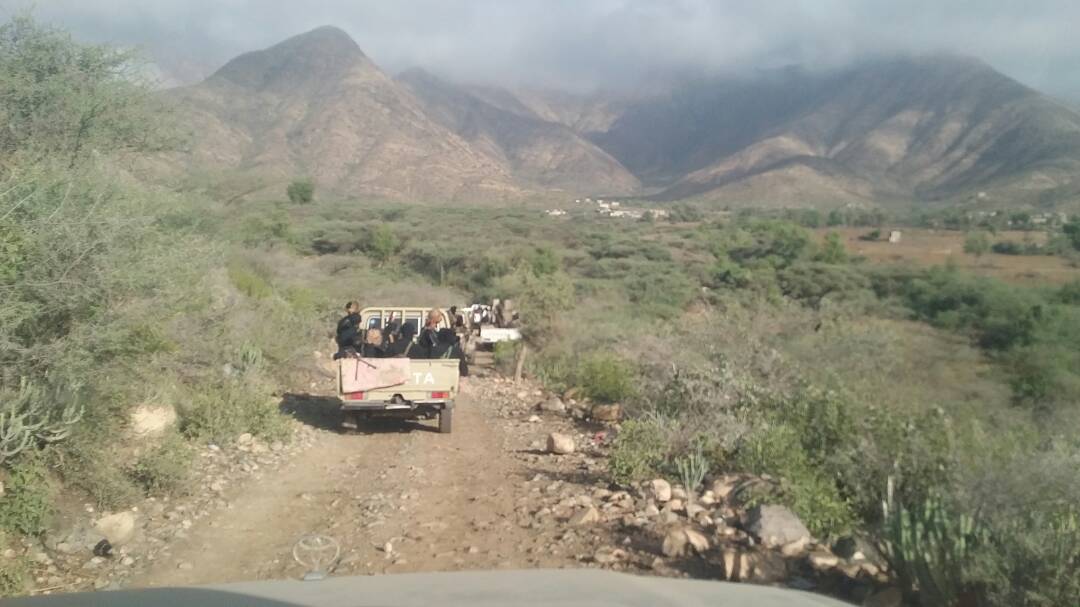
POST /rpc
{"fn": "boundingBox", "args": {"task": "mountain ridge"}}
[167,27,1080,209]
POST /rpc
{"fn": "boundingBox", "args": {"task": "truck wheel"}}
[438,408,453,434]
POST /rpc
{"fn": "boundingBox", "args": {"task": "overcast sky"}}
[12,0,1080,98]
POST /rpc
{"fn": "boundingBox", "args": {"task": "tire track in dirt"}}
[127,378,578,588]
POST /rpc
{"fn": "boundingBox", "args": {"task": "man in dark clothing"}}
[334,301,361,359]
[386,323,417,357]
[431,328,469,377]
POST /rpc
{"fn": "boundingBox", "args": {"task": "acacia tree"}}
[0,13,171,173]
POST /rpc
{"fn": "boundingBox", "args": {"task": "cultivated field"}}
[820,227,1079,284]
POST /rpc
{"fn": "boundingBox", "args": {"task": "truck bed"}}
[338,357,459,409]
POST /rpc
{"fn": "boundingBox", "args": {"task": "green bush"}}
[129,431,194,496]
[227,257,274,299]
[492,341,520,376]
[179,380,288,444]
[0,457,51,536]
[0,553,28,597]
[579,354,636,403]
[976,506,1080,607]
[286,178,314,204]
[735,423,855,537]
[54,426,140,510]
[609,417,672,484]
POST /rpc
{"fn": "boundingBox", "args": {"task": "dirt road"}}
[127,377,615,588]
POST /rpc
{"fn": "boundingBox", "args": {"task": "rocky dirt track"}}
[23,363,896,605]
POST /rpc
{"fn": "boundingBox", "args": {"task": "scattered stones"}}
[670,486,688,501]
[546,433,575,455]
[667,498,685,513]
[649,479,672,503]
[746,504,811,548]
[176,561,194,571]
[593,547,626,565]
[236,432,253,446]
[527,415,541,423]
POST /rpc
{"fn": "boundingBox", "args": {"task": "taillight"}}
[430,391,449,399]
[344,392,365,400]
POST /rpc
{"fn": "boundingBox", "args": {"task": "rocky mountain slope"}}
[591,56,1080,206]
[397,69,640,195]
[171,26,521,202]
[170,26,1080,208]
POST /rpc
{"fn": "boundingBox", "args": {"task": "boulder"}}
[128,404,177,438]
[671,486,688,501]
[649,479,672,503]
[661,528,689,557]
[590,403,621,422]
[569,505,600,526]
[833,534,887,567]
[710,475,740,501]
[807,550,840,571]
[721,548,787,584]
[746,504,811,548]
[538,397,566,413]
[684,528,710,554]
[546,433,575,455]
[94,512,137,547]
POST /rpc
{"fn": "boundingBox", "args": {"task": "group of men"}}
[334,302,468,376]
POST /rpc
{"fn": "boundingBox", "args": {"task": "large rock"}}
[721,547,788,583]
[546,433,575,455]
[710,475,740,501]
[94,512,137,547]
[128,404,177,438]
[662,526,709,557]
[746,504,811,548]
[684,528,710,554]
[569,506,599,526]
[538,397,566,413]
[649,479,672,503]
[590,403,621,422]
[661,528,689,557]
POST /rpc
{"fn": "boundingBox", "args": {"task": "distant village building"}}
[888,230,902,244]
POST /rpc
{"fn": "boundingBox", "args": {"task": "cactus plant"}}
[881,476,988,607]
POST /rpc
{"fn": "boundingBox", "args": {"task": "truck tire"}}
[438,408,453,434]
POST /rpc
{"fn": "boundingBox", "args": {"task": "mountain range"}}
[166,26,1080,209]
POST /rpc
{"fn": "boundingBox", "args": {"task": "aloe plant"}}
[0,378,83,464]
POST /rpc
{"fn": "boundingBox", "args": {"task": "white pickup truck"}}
[477,325,522,345]
[337,307,460,433]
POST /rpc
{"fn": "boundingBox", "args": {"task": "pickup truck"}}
[477,325,522,345]
[337,307,460,433]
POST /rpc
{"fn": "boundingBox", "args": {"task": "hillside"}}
[398,69,640,194]
[167,27,1080,209]
[590,56,1080,207]
[170,26,522,202]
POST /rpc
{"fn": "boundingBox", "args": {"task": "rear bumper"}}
[340,399,451,412]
